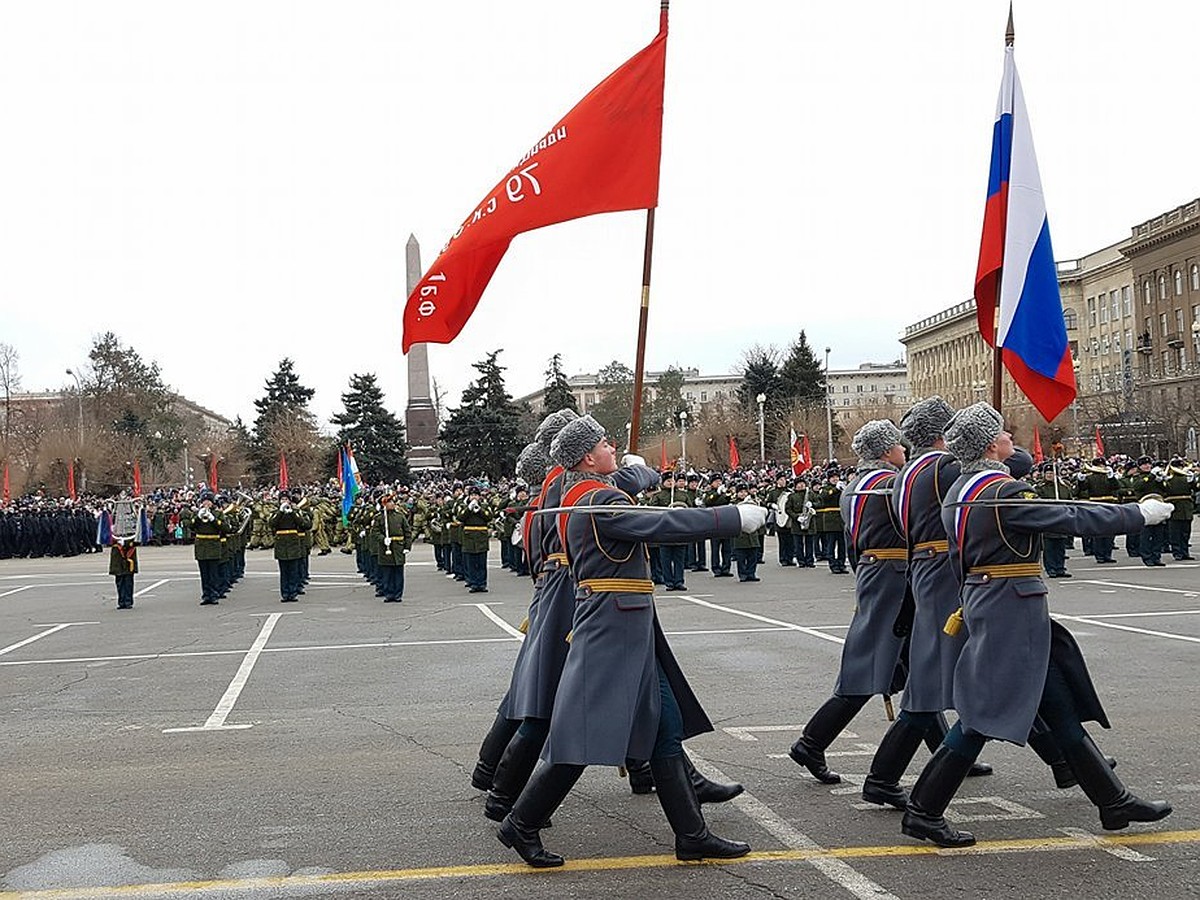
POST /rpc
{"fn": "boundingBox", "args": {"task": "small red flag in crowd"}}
[1032,426,1044,464]
[729,436,740,470]
[2,461,10,505]
[790,425,812,476]
[1094,425,1105,457]
[132,459,143,497]
[279,453,289,489]
[67,460,77,501]
[209,455,219,493]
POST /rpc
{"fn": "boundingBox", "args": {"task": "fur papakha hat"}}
[549,415,606,469]
[535,408,579,453]
[515,441,550,486]
[850,419,903,461]
[944,402,1004,463]
[899,396,955,450]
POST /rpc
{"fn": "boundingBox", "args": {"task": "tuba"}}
[773,490,791,528]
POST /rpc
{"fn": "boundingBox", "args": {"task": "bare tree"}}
[0,342,20,451]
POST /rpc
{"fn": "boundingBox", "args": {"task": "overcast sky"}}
[2,1,1197,429]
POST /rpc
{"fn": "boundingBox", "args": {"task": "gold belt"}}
[861,548,907,561]
[577,578,655,594]
[1090,495,1116,501]
[275,530,299,535]
[547,552,568,564]
[913,539,949,554]
[195,534,222,540]
[968,563,1043,580]
[464,525,489,531]
[816,507,839,513]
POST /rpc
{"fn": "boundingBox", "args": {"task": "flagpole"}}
[628,0,668,455]
[992,3,1014,414]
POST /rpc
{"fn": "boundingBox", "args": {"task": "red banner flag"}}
[402,12,668,352]
[279,453,289,489]
[1032,426,1044,465]
[729,436,740,470]
[790,425,812,476]
[67,460,77,501]
[2,461,9,505]
[1094,425,1105,457]
[132,459,143,497]
[659,437,667,471]
[209,455,218,493]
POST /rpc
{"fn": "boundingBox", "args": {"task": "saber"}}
[531,504,710,516]
[849,488,894,497]
[946,498,1133,509]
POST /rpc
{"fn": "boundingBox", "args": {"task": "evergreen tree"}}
[439,351,529,480]
[250,359,319,485]
[645,367,688,434]
[779,330,827,405]
[541,354,578,413]
[86,332,183,467]
[331,373,410,484]
[736,345,783,413]
[588,360,636,446]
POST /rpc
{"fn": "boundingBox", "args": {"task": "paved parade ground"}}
[1,542,1197,899]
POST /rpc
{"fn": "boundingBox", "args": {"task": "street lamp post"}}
[64,368,83,444]
[1071,359,1082,455]
[679,410,688,471]
[824,347,834,463]
[756,393,766,462]
[182,439,190,489]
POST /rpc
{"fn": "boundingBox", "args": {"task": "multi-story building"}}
[826,362,908,412]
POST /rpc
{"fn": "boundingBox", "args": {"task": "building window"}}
[1125,329,1133,351]
[1099,297,1108,323]
[842,398,850,406]
[856,384,863,393]
[1063,309,1077,330]
[1122,285,1132,316]
[842,385,849,393]
[1110,290,1119,319]
[1192,263,1199,291]
[700,391,707,402]
[870,383,877,392]
[1113,332,1122,351]
[1176,308,1185,335]
[1087,297,1097,326]
[1144,279,1152,304]
[1102,335,1111,354]
[1160,274,1168,300]
[1176,269,1184,296]
[1160,312,1169,336]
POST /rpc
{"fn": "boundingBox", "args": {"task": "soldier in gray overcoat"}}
[485,440,666,821]
[497,415,766,868]
[788,420,908,786]
[901,402,1173,849]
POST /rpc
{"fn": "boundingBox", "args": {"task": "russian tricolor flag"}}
[974,42,1076,422]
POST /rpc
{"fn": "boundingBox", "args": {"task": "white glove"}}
[737,504,768,533]
[384,537,392,547]
[1138,498,1174,526]
[620,453,646,468]
[694,497,704,507]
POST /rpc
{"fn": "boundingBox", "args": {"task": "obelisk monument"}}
[404,234,443,469]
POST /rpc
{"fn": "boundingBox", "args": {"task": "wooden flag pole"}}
[628,1,668,455]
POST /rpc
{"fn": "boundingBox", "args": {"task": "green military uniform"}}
[1163,463,1196,560]
[1035,465,1075,576]
[110,538,138,609]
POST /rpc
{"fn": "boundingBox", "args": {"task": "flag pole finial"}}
[1005,3,1015,47]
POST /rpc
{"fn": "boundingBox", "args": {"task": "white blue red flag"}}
[974,43,1075,422]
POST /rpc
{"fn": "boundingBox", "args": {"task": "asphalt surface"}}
[1,540,1197,899]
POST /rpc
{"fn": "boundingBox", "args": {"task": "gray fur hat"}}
[535,408,579,453]
[549,414,606,469]
[851,419,903,461]
[899,396,955,450]
[515,441,550,486]
[944,402,1004,462]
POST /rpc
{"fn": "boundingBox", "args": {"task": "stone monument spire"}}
[405,234,443,469]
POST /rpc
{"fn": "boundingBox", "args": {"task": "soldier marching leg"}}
[926,711,993,777]
[498,763,585,868]
[485,718,550,822]
[789,694,868,784]
[473,710,522,791]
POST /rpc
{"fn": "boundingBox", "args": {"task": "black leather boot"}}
[1061,733,1171,831]
[1028,719,1077,789]
[901,746,977,847]
[473,711,520,791]
[684,755,743,804]
[497,763,584,868]
[485,726,549,824]
[626,758,655,794]
[651,755,750,861]
[928,712,992,777]
[863,716,926,810]
[789,695,865,784]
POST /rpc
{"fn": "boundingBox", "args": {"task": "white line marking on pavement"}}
[133,579,168,598]
[724,725,859,742]
[1058,827,1156,861]
[687,750,901,900]
[475,604,525,639]
[0,585,34,598]
[1051,612,1200,645]
[1073,579,1199,596]
[0,623,80,656]
[675,595,846,646]
[163,613,283,733]
[944,797,1044,822]
[1076,608,1200,620]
